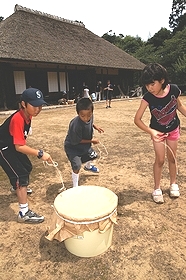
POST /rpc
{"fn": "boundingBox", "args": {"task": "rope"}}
[43,160,66,192]
[97,141,108,162]
[93,131,108,162]
[52,205,117,225]
[162,142,178,175]
[150,139,178,175]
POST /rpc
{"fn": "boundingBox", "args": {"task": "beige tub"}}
[46,185,118,257]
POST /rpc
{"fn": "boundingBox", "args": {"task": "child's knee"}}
[155,159,164,167]
[71,162,81,171]
[167,156,176,164]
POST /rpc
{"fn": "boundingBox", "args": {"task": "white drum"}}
[46,185,118,257]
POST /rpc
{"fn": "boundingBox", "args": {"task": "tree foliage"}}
[101,1,186,88]
[102,30,117,44]
[173,54,186,84]
[146,28,172,49]
[115,35,144,55]
[169,0,186,30]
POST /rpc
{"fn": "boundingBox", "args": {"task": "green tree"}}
[102,30,117,44]
[173,13,186,32]
[146,28,172,49]
[134,44,158,64]
[169,0,186,30]
[101,9,186,86]
[156,27,186,82]
[102,32,144,55]
[115,35,144,55]
[173,54,186,84]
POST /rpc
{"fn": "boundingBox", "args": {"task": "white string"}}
[43,161,58,167]
[52,205,117,225]
[151,140,178,175]
[93,131,108,162]
[162,142,178,175]
[43,160,66,192]
[97,141,108,162]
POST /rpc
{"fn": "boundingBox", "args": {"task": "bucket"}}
[46,185,118,257]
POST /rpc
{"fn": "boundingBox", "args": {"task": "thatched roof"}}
[0,5,145,70]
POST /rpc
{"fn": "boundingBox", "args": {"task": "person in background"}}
[134,63,186,204]
[91,92,97,102]
[83,85,91,99]
[95,81,102,101]
[64,97,104,188]
[104,80,113,108]
[0,88,52,223]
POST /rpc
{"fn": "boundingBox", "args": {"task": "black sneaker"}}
[17,210,44,224]
[10,186,32,195]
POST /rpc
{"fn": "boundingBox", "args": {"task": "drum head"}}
[54,185,118,222]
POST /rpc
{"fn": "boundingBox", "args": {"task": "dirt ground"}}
[0,97,186,280]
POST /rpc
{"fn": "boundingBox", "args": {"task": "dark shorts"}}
[105,91,112,101]
[65,147,98,171]
[0,146,32,189]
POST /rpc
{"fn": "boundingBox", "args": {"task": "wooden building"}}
[0,5,145,109]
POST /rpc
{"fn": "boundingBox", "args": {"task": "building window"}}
[13,71,26,94]
[47,72,58,92]
[108,69,118,75]
[59,72,66,91]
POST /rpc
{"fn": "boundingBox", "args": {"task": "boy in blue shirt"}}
[64,97,104,188]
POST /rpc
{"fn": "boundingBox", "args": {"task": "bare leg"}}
[166,139,178,185]
[153,141,165,189]
[16,186,28,204]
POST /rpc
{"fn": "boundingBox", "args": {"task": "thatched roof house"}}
[0,4,145,109]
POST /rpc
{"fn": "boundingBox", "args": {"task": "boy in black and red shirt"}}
[0,88,52,223]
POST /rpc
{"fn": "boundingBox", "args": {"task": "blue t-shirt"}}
[64,115,93,155]
[143,84,180,133]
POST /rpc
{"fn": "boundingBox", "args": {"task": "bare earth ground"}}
[0,97,186,280]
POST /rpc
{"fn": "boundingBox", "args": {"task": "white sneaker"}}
[17,209,44,224]
[170,184,180,198]
[152,189,164,204]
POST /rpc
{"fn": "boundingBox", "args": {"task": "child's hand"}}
[91,138,99,144]
[151,129,167,142]
[96,127,104,133]
[42,152,52,162]
[93,124,104,133]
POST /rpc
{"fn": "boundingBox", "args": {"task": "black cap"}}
[21,88,47,107]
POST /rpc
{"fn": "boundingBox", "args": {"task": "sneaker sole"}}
[10,188,32,195]
[152,195,164,204]
[17,217,44,224]
[170,191,180,198]
[170,184,180,198]
[84,167,99,173]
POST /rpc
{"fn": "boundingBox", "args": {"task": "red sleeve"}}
[9,112,26,145]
